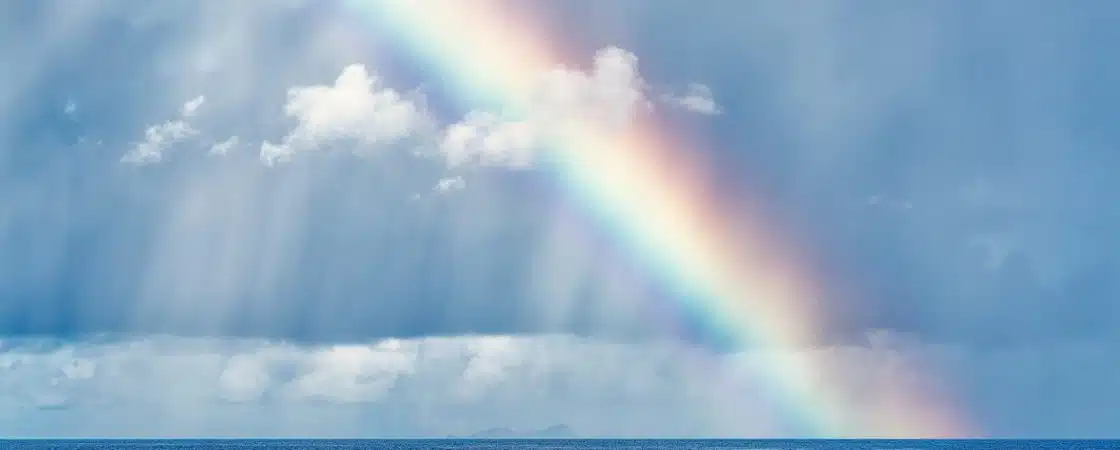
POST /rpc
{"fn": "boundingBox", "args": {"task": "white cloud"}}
[60,358,96,380]
[456,335,522,400]
[121,97,207,165]
[0,332,984,438]
[434,176,466,193]
[120,120,199,165]
[259,141,291,166]
[218,352,273,403]
[261,64,427,166]
[209,136,239,156]
[864,194,916,211]
[662,83,721,115]
[63,100,77,117]
[287,341,416,404]
[439,46,649,169]
[530,46,649,130]
[181,95,206,117]
[442,112,537,169]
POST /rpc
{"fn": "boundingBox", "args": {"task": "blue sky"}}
[2,0,1120,438]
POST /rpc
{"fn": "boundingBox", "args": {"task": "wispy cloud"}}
[434,176,465,193]
[120,120,198,165]
[181,95,206,118]
[662,83,720,115]
[209,135,239,156]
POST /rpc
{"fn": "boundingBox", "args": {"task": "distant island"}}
[462,424,577,439]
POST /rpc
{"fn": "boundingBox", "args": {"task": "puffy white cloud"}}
[442,112,537,169]
[662,83,721,115]
[439,46,649,169]
[529,46,649,131]
[286,341,416,404]
[261,64,428,166]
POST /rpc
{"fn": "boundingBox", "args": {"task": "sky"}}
[2,0,1120,439]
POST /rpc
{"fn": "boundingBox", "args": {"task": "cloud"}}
[260,64,428,166]
[60,358,96,380]
[218,352,273,403]
[181,95,205,118]
[529,46,649,131]
[120,97,206,165]
[434,176,465,193]
[0,331,979,438]
[209,136,239,156]
[662,83,721,115]
[7,0,1120,438]
[120,120,199,165]
[441,112,536,169]
[286,341,416,404]
[63,100,77,117]
[7,332,1119,437]
[438,46,649,169]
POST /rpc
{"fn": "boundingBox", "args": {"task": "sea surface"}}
[0,440,1117,450]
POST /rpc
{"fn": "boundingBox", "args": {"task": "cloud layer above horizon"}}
[4,0,1120,438]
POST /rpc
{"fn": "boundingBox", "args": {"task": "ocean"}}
[0,440,1116,449]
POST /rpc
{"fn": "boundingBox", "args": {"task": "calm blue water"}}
[0,440,1117,450]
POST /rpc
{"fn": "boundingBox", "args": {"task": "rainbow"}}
[347,0,972,438]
